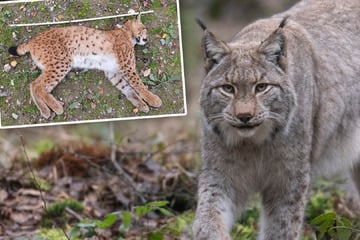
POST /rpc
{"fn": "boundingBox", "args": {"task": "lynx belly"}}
[315,122,360,176]
[72,54,118,73]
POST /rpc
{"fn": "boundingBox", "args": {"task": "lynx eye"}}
[255,83,269,93]
[221,84,235,94]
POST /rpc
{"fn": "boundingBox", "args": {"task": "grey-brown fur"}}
[193,0,360,239]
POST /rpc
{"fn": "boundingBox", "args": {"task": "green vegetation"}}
[68,201,175,240]
[42,200,84,227]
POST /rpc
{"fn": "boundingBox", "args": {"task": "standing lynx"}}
[8,14,162,119]
[193,0,360,239]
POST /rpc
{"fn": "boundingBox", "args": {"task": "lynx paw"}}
[138,103,150,113]
[39,108,51,119]
[147,94,162,108]
[192,219,231,240]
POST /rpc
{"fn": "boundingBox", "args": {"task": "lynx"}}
[8,14,162,119]
[193,0,360,239]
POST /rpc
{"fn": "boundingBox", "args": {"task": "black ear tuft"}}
[196,18,207,31]
[197,19,230,72]
[8,46,19,56]
[258,18,289,71]
[279,16,290,29]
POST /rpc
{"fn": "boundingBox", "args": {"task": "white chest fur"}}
[72,54,118,73]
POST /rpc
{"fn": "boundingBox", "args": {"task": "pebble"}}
[3,64,11,72]
[10,61,17,67]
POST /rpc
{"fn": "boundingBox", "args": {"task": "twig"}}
[9,10,154,27]
[20,136,47,211]
[108,123,146,203]
[65,207,83,222]
[20,136,70,240]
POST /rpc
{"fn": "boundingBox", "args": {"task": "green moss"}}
[45,200,84,219]
[34,228,68,240]
[165,4,178,17]
[152,0,162,10]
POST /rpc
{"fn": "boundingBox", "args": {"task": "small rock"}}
[10,61,17,68]
[12,32,17,40]
[12,113,18,119]
[107,107,113,114]
[160,39,166,46]
[3,64,11,72]
[128,9,136,14]
[143,69,151,77]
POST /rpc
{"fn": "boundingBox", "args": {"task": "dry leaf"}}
[98,87,104,95]
[133,108,139,114]
[57,14,64,20]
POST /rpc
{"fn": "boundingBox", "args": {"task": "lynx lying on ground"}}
[194,0,360,239]
[8,14,162,119]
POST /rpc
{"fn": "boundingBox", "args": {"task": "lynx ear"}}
[259,17,288,71]
[196,18,230,72]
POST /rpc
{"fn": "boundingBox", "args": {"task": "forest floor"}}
[1,129,360,240]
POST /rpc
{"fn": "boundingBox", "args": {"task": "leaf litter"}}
[0,138,198,239]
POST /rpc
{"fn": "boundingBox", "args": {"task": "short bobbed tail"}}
[8,46,20,56]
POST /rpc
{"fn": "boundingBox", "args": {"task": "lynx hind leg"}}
[107,72,149,112]
[30,65,70,118]
[30,73,63,119]
[125,70,162,108]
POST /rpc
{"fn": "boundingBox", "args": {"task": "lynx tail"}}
[8,46,20,56]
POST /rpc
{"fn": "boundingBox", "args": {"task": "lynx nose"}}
[237,114,253,123]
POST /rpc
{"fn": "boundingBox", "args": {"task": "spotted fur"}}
[9,14,162,119]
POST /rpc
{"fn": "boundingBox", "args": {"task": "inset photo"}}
[0,0,186,128]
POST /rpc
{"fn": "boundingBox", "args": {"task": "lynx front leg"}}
[260,170,310,240]
[124,69,162,108]
[193,170,240,240]
[107,72,149,112]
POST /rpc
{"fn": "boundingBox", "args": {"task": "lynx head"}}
[198,17,296,146]
[122,13,148,45]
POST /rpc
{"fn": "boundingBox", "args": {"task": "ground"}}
[0,0,185,127]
